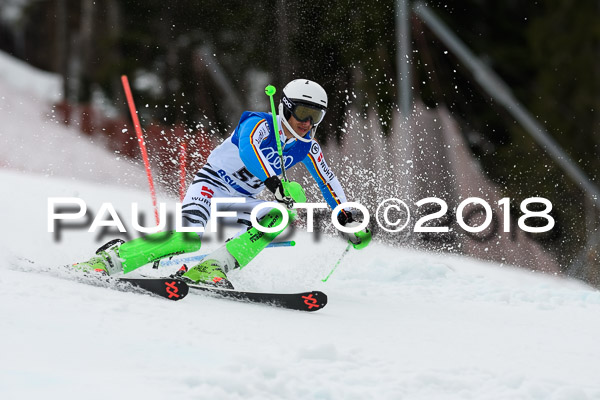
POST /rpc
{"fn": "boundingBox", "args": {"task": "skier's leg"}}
[226,202,292,267]
[182,200,294,287]
[71,231,203,275]
[72,167,228,275]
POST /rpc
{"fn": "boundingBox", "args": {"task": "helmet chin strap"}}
[278,103,313,143]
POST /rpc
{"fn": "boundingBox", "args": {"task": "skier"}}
[74,79,371,288]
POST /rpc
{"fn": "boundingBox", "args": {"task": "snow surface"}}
[2,170,600,400]
[1,50,600,399]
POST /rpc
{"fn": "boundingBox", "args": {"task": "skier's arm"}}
[303,141,371,249]
[302,141,348,210]
[237,117,277,181]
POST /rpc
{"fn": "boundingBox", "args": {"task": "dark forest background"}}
[1,0,599,281]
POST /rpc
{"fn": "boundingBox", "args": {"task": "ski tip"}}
[121,278,189,301]
[163,279,189,301]
[301,291,327,312]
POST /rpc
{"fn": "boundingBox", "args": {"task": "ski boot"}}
[181,246,237,289]
[71,239,124,275]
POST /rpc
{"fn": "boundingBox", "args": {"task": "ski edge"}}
[114,276,327,312]
[187,284,328,312]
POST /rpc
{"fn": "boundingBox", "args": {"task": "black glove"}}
[337,209,356,226]
[264,176,293,208]
[337,209,372,250]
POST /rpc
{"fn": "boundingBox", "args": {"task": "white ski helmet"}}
[279,79,328,142]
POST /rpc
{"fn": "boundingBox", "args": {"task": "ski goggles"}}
[283,96,326,126]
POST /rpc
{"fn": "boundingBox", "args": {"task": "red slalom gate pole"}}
[121,75,160,225]
[179,140,188,202]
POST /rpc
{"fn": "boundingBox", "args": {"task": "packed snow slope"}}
[2,169,600,400]
[1,50,600,399]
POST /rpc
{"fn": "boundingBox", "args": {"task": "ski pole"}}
[265,85,288,182]
[321,243,352,282]
[267,240,296,248]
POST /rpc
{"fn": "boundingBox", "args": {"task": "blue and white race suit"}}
[181,111,348,237]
